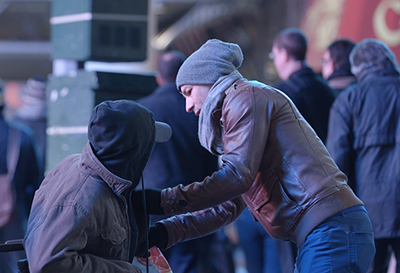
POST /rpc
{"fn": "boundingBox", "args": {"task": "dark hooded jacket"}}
[327,66,400,239]
[24,100,156,273]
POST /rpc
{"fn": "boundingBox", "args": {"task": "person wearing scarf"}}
[143,39,375,273]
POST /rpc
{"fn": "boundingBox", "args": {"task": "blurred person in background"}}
[269,27,337,270]
[137,50,234,273]
[12,76,47,169]
[271,27,336,143]
[235,207,282,273]
[321,39,357,94]
[326,38,400,273]
[0,80,42,273]
[136,39,375,273]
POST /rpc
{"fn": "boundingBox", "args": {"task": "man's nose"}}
[186,98,194,113]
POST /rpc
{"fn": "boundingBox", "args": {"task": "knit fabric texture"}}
[176,39,243,90]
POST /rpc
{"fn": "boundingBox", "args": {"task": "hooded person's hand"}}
[135,223,169,257]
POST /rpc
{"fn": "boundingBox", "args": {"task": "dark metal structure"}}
[0,0,308,82]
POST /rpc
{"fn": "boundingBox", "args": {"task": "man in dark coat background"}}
[0,80,42,273]
[271,27,336,143]
[326,39,400,273]
[269,27,337,270]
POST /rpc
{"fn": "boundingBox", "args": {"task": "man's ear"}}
[282,49,290,62]
[330,60,336,72]
[156,74,164,86]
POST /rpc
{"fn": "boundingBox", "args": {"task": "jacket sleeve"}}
[326,91,356,189]
[161,83,271,215]
[159,196,246,248]
[24,202,141,273]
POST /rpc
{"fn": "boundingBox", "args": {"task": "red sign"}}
[301,0,400,70]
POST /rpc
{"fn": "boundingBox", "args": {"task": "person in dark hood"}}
[23,100,171,272]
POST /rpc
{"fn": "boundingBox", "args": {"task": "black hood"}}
[88,100,156,189]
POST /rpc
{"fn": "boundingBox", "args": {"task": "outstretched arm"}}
[161,85,270,216]
[159,196,246,249]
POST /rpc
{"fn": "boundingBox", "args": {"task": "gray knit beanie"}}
[176,39,243,91]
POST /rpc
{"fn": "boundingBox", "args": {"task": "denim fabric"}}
[294,209,375,273]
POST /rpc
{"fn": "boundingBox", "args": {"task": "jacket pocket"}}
[253,175,301,240]
[101,225,127,245]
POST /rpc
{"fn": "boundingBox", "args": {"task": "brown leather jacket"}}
[160,78,362,248]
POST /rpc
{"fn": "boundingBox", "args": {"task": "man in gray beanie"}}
[327,38,400,273]
[138,39,375,272]
[176,39,243,87]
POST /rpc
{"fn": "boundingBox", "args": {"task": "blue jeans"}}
[295,208,375,273]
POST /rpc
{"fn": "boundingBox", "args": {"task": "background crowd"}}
[0,25,399,273]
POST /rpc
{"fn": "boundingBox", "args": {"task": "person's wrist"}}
[149,223,168,249]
